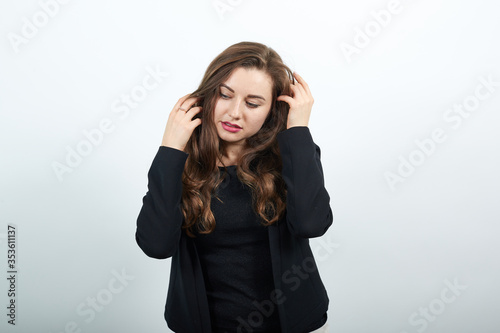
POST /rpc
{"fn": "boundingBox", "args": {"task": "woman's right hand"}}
[161,94,203,151]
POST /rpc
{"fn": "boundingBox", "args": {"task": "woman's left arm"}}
[277,72,314,129]
[277,73,333,238]
[277,127,333,238]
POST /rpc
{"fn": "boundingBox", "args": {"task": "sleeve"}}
[135,146,189,259]
[277,126,333,238]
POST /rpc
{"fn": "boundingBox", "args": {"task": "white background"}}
[1,0,499,332]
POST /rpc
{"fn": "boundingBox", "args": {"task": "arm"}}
[135,146,188,259]
[277,126,333,238]
[136,94,201,258]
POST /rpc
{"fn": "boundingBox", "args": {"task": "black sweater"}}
[136,126,333,333]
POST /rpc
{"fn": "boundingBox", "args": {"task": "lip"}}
[221,121,242,133]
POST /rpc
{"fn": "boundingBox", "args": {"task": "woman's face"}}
[213,67,273,150]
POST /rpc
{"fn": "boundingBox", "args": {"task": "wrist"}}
[286,120,309,129]
[161,141,185,152]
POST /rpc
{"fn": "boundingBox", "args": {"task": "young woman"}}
[136,41,333,333]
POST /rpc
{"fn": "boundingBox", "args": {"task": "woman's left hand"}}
[277,72,314,129]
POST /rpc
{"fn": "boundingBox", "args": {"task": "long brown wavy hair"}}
[181,41,295,237]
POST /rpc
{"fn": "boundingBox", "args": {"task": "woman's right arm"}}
[135,146,188,259]
[135,94,202,259]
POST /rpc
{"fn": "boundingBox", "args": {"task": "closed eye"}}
[219,92,260,108]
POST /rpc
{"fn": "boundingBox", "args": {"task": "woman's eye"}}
[247,102,259,108]
[219,92,258,108]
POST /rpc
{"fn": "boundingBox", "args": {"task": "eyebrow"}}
[220,84,266,102]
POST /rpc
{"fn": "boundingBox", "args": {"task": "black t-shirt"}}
[193,165,281,332]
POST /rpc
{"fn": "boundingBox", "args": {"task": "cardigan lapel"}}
[267,219,289,333]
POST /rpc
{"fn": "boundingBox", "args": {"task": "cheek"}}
[252,111,271,129]
[213,101,223,119]
[213,98,229,116]
[259,108,272,124]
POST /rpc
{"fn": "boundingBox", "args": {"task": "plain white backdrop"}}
[1,0,499,332]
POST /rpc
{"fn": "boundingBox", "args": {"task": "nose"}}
[227,99,243,119]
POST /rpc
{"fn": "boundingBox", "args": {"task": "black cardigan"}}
[136,126,334,333]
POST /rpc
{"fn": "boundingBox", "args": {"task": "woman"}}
[136,41,333,333]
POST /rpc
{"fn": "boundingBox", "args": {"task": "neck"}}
[218,141,245,167]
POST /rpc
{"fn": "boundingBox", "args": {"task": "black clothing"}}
[194,165,281,332]
[136,126,333,333]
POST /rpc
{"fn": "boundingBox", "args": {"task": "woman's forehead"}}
[222,67,273,99]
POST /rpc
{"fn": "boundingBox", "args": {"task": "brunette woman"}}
[136,41,333,333]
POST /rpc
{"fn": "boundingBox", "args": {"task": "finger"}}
[175,94,192,110]
[189,117,202,129]
[289,82,305,99]
[185,97,201,109]
[293,72,308,86]
[276,95,294,106]
[174,95,192,112]
[168,96,189,120]
[185,106,202,118]
[293,72,312,96]
[292,72,307,90]
[179,96,200,111]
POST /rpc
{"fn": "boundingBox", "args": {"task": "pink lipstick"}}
[221,121,242,133]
